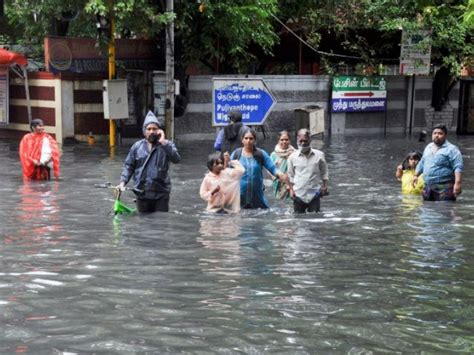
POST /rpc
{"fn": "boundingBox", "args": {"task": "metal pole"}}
[299,40,302,75]
[108,0,117,147]
[408,74,416,135]
[165,0,175,139]
[22,67,32,123]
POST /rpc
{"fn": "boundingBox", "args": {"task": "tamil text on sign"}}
[213,78,276,126]
[331,76,387,113]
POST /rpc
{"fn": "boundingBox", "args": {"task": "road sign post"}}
[212,78,276,126]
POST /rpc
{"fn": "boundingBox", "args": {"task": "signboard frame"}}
[212,78,276,126]
[399,30,432,75]
[44,37,162,73]
[331,76,387,113]
[0,67,9,124]
[152,71,166,123]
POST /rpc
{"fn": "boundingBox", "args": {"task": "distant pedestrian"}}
[270,130,296,200]
[287,128,329,213]
[117,113,181,213]
[19,118,60,181]
[200,152,245,213]
[396,151,424,195]
[214,110,249,154]
[414,124,463,201]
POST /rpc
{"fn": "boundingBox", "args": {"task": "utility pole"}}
[108,0,117,147]
[165,0,175,139]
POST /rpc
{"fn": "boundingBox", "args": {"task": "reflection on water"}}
[15,182,63,241]
[199,215,242,240]
[0,136,473,353]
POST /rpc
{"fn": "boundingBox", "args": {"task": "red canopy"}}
[0,48,28,66]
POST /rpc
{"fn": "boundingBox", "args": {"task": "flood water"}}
[1,134,473,353]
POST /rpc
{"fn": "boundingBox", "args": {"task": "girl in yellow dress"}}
[396,151,424,194]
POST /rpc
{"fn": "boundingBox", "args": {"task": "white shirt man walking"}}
[287,128,329,213]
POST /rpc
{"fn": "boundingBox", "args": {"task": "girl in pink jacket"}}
[200,152,245,213]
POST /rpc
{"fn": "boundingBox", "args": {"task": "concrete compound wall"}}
[1,72,124,144]
[175,75,460,141]
[0,72,107,144]
[1,73,461,144]
[3,72,65,142]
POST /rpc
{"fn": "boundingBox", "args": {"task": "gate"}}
[457,78,474,134]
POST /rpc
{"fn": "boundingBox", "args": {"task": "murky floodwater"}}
[1,134,473,353]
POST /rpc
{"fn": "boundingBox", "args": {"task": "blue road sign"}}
[213,78,276,126]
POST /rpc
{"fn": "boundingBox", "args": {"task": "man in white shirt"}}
[287,128,329,213]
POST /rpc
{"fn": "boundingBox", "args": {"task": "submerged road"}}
[0,134,473,353]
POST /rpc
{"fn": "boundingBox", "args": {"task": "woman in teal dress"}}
[230,129,286,209]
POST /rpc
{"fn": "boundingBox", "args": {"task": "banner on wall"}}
[0,67,8,124]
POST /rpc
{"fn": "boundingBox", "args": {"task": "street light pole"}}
[165,0,175,139]
[108,0,117,147]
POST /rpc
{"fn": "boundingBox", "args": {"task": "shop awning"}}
[0,47,32,123]
[0,48,28,67]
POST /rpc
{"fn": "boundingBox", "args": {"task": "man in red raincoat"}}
[19,118,60,181]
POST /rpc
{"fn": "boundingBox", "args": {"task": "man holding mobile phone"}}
[117,113,181,212]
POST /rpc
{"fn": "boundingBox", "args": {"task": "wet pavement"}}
[1,134,473,353]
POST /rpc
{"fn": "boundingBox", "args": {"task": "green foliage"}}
[85,0,172,36]
[463,0,474,27]
[175,0,278,73]
[292,0,472,76]
[3,0,170,46]
[3,0,278,74]
[265,62,297,74]
[2,0,471,76]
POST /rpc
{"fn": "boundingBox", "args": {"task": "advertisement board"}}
[0,67,8,124]
[45,37,162,73]
[399,30,432,75]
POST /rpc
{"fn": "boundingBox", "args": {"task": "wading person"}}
[396,151,424,195]
[270,130,296,200]
[200,152,245,213]
[117,114,181,213]
[287,128,329,213]
[414,124,463,201]
[231,129,287,209]
[19,118,60,181]
[214,110,249,154]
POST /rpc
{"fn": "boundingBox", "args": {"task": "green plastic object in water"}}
[113,192,136,215]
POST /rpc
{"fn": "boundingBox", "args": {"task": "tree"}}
[2,0,171,57]
[2,0,471,76]
[463,0,474,27]
[282,0,473,76]
[4,0,94,55]
[2,0,278,74]
[174,0,278,73]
